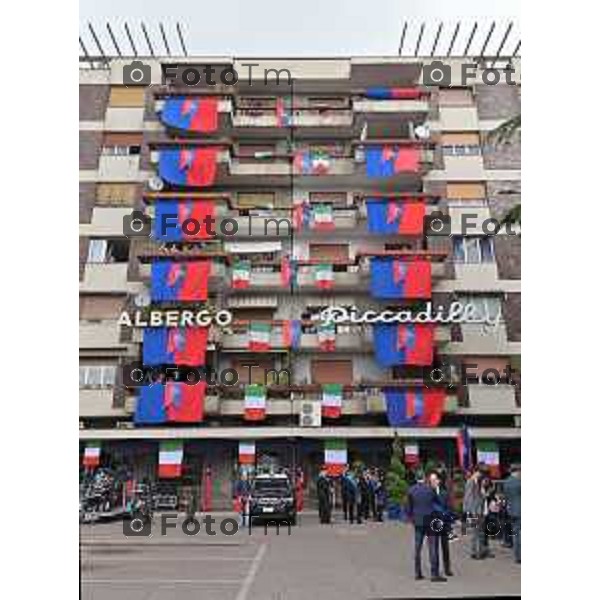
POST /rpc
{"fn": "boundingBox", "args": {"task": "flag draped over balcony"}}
[404,442,419,465]
[135,382,206,424]
[248,322,271,351]
[282,319,302,349]
[153,200,216,241]
[158,440,184,478]
[244,384,266,421]
[324,439,347,476]
[314,263,334,289]
[293,201,310,230]
[322,384,343,418]
[232,261,251,289]
[161,97,219,133]
[151,261,211,302]
[83,442,101,468]
[373,323,435,366]
[317,322,336,351]
[158,148,218,187]
[476,441,501,477]
[383,388,446,427]
[275,98,290,127]
[294,150,330,175]
[365,145,420,176]
[280,255,291,286]
[311,204,335,230]
[456,425,472,472]
[365,87,421,99]
[143,327,208,365]
[239,441,256,464]
[369,257,431,299]
[366,199,426,235]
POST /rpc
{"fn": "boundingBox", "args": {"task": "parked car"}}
[249,473,296,525]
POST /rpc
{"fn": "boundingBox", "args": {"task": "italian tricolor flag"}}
[404,442,419,465]
[248,322,272,351]
[324,439,347,476]
[232,261,251,289]
[314,263,334,289]
[322,384,343,419]
[311,150,331,174]
[245,384,266,421]
[317,322,336,351]
[83,442,101,468]
[239,441,256,465]
[311,204,335,230]
[476,441,501,477]
[158,440,184,478]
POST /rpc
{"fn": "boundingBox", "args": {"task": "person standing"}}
[317,467,332,524]
[430,471,454,577]
[503,464,521,564]
[234,472,251,528]
[407,471,446,582]
[463,468,486,559]
[341,467,351,521]
[345,469,360,524]
[374,471,387,522]
[295,467,305,514]
[358,471,370,521]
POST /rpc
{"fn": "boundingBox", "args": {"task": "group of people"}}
[317,466,387,525]
[407,464,521,583]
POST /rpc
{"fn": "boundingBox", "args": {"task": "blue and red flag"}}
[158,148,218,187]
[384,388,446,427]
[143,327,209,366]
[161,97,219,133]
[366,199,426,235]
[373,323,435,366]
[369,258,431,299]
[365,145,420,177]
[153,200,216,241]
[134,381,206,424]
[151,261,211,302]
[365,87,421,100]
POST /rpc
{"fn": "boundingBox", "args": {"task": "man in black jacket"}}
[503,464,521,564]
[317,467,332,524]
[430,471,454,577]
[407,471,446,582]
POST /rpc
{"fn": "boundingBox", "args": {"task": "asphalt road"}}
[80,512,521,600]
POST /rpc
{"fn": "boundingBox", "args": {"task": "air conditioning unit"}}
[148,175,164,191]
[299,401,321,427]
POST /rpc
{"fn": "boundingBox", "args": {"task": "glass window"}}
[87,239,107,263]
[462,295,503,323]
[79,367,87,387]
[452,237,465,262]
[453,237,495,264]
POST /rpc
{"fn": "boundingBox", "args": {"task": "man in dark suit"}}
[503,464,521,564]
[317,467,332,524]
[407,471,446,582]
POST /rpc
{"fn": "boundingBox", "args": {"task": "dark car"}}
[249,474,296,525]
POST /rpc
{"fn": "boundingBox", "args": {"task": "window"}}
[79,365,117,388]
[309,192,347,206]
[80,296,125,320]
[442,133,481,156]
[460,295,503,323]
[86,239,130,263]
[101,133,142,157]
[453,237,495,263]
[438,88,474,106]
[96,183,138,207]
[446,182,487,205]
[108,86,145,107]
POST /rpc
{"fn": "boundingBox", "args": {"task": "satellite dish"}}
[134,291,151,307]
[414,124,430,140]
[148,176,164,191]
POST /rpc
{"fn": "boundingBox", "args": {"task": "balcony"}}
[97,155,141,181]
[80,388,129,418]
[80,263,131,293]
[79,320,127,350]
[231,109,354,129]
[457,384,520,415]
[353,98,429,115]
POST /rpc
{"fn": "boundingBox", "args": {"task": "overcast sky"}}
[80,0,520,57]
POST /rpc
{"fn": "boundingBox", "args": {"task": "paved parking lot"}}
[80,512,520,600]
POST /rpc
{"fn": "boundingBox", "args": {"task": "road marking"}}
[82,556,254,562]
[235,544,266,600]
[82,579,242,585]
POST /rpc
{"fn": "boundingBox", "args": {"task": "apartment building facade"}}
[79,57,521,507]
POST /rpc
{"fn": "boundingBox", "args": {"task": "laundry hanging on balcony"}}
[161,97,219,133]
[317,322,336,351]
[324,439,347,476]
[158,147,218,187]
[369,257,431,299]
[322,384,343,418]
[247,322,272,351]
[153,200,216,241]
[365,87,421,99]
[239,441,256,464]
[383,387,446,427]
[314,263,334,289]
[82,442,101,468]
[135,382,206,424]
[373,323,434,366]
[311,204,335,230]
[282,319,302,349]
[244,384,266,421]
[232,261,251,289]
[365,145,420,176]
[158,441,185,478]
[151,260,211,301]
[366,199,426,235]
[143,327,208,365]
[476,441,501,478]
[294,149,331,175]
